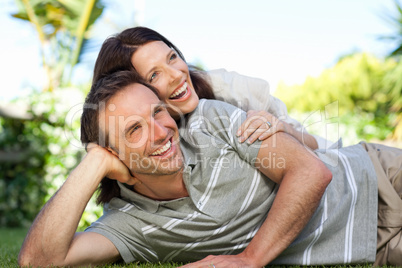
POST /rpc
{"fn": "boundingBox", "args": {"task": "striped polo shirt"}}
[86,99,378,265]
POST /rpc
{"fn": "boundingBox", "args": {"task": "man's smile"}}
[150,139,173,156]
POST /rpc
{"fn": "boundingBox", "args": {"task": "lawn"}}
[0,227,181,267]
[0,228,27,267]
[0,228,395,268]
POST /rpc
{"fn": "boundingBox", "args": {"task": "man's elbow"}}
[18,249,58,268]
[18,250,35,267]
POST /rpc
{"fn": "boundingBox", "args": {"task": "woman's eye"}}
[169,53,177,61]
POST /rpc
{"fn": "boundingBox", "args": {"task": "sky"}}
[0,0,398,102]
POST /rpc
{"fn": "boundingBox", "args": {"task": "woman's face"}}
[131,41,199,119]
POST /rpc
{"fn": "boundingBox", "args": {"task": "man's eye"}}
[131,125,140,134]
[150,73,157,82]
[154,108,163,115]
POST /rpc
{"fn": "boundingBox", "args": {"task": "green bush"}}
[276,53,401,142]
[0,87,102,229]
[0,116,49,227]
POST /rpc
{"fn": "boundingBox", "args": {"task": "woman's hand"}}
[86,142,138,185]
[236,110,318,150]
[237,110,292,144]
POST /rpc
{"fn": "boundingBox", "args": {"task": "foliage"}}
[12,0,104,90]
[379,0,402,139]
[0,87,102,229]
[1,0,105,230]
[0,114,49,227]
[382,57,402,140]
[276,53,401,142]
[379,0,402,57]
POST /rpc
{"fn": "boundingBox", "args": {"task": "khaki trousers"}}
[360,142,402,266]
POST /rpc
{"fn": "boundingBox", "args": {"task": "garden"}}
[1,0,401,267]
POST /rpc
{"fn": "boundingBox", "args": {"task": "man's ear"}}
[85,142,99,152]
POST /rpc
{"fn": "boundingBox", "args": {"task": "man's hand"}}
[86,143,137,185]
[18,143,124,267]
[180,254,260,268]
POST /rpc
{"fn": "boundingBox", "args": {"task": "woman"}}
[93,26,324,149]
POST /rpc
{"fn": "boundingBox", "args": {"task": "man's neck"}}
[132,170,188,201]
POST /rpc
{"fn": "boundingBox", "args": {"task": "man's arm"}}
[18,146,135,267]
[182,132,332,267]
[239,132,332,265]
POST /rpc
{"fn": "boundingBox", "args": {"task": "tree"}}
[275,53,400,142]
[12,0,104,91]
[379,0,402,140]
[0,0,105,228]
[380,0,402,56]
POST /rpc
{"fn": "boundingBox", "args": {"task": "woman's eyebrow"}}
[144,49,175,78]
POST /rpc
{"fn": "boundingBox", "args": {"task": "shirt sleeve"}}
[206,68,334,148]
[85,201,159,263]
[207,68,272,112]
[188,99,263,166]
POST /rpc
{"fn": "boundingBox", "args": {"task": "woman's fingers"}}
[238,118,267,142]
[237,110,258,137]
[237,110,279,143]
[244,123,271,143]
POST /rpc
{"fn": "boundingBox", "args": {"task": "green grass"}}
[0,228,28,267]
[0,228,395,268]
[0,228,184,267]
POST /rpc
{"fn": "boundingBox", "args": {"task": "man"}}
[18,71,400,267]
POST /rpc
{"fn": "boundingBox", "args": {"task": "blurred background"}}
[0,0,401,231]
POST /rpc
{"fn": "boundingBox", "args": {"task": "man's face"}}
[99,83,184,176]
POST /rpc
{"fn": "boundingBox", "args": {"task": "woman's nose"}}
[167,65,182,84]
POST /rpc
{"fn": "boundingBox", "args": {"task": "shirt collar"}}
[117,165,194,213]
[118,181,160,213]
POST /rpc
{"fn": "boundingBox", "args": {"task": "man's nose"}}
[151,119,169,143]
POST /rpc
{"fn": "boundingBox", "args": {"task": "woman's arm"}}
[207,69,320,149]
